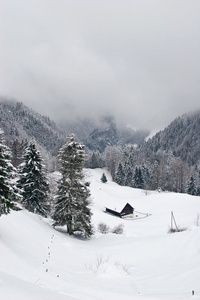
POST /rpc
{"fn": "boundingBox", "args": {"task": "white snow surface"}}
[1,168,200,300]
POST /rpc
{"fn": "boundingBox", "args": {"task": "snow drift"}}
[1,168,200,300]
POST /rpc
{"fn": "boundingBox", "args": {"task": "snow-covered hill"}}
[1,168,200,300]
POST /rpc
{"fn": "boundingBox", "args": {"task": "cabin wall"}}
[120,206,133,216]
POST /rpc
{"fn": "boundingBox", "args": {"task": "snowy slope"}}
[1,168,200,300]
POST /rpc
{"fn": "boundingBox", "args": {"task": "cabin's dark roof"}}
[105,208,121,217]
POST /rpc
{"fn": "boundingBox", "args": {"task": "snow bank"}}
[1,168,200,299]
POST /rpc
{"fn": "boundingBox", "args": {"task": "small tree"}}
[17,140,50,216]
[52,135,93,238]
[101,173,107,183]
[0,129,20,216]
[112,223,124,234]
[98,222,110,234]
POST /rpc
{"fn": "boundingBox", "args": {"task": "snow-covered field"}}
[1,168,200,300]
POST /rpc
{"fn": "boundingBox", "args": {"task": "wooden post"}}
[171,211,173,231]
[171,211,179,231]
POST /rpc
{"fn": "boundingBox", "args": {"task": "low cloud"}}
[1,0,200,132]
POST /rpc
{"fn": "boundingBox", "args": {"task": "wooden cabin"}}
[105,203,134,218]
[120,203,134,217]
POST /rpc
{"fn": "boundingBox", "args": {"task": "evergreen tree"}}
[101,172,107,183]
[17,140,50,216]
[52,135,93,238]
[187,175,196,195]
[0,129,20,216]
[124,161,133,187]
[115,163,125,186]
[133,167,144,189]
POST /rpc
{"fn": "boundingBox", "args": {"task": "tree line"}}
[86,144,200,196]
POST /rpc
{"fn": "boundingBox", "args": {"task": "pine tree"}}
[17,140,50,216]
[52,135,93,238]
[133,167,144,189]
[0,129,20,216]
[101,172,107,183]
[115,163,125,186]
[187,176,196,195]
[124,161,133,187]
[141,163,151,189]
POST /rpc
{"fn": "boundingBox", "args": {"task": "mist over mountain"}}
[0,98,149,155]
[1,98,200,172]
[145,111,200,167]
[60,115,149,153]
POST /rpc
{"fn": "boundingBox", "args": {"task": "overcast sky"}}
[1,0,200,132]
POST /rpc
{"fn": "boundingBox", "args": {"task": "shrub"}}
[98,222,110,234]
[112,224,124,234]
[98,222,124,234]
[101,173,107,183]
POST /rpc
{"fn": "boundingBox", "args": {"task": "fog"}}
[1,0,200,132]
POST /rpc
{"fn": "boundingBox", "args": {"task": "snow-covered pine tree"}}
[124,161,133,187]
[187,175,196,195]
[52,135,93,238]
[0,129,20,216]
[115,163,125,186]
[17,140,50,216]
[133,167,144,189]
[141,163,151,189]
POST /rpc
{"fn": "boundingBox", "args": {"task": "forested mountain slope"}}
[145,111,200,166]
[0,99,65,155]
